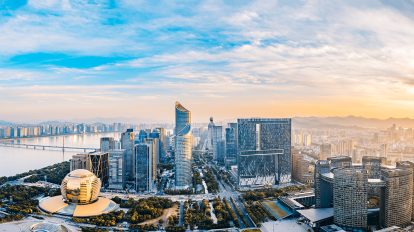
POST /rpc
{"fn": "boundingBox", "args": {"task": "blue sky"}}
[0,0,414,122]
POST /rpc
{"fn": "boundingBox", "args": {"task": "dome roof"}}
[68,169,95,178]
[61,169,101,205]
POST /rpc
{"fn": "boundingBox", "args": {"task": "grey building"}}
[175,102,192,188]
[121,129,134,181]
[237,118,291,186]
[70,153,88,171]
[135,143,154,192]
[380,168,413,228]
[225,123,237,167]
[333,167,368,230]
[100,137,116,153]
[108,149,125,190]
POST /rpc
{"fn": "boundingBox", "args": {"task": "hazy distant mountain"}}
[0,120,13,126]
[293,116,414,129]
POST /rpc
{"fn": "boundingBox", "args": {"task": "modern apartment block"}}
[380,168,413,228]
[237,118,291,186]
[333,167,368,230]
[313,156,414,230]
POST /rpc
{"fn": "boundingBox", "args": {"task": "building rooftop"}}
[297,207,334,223]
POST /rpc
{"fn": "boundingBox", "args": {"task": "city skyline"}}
[1,1,414,121]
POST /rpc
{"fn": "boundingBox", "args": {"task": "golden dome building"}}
[39,169,118,217]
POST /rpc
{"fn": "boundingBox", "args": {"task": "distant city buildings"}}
[237,118,292,187]
[0,122,125,139]
[174,101,192,188]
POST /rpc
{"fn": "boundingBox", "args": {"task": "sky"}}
[0,0,414,123]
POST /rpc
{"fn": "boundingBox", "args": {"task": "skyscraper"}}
[134,143,154,192]
[237,118,291,186]
[225,123,237,167]
[175,101,192,188]
[100,137,115,153]
[121,129,134,181]
[86,151,109,187]
[212,124,223,164]
[108,149,125,190]
[155,127,168,164]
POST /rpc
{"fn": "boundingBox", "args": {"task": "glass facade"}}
[175,102,192,188]
[237,118,291,186]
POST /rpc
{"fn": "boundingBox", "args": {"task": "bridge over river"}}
[0,142,98,153]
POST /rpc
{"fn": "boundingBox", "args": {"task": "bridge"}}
[0,142,98,153]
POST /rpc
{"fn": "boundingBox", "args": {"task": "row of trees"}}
[223,198,239,227]
[73,211,125,227]
[122,197,174,224]
[242,185,310,201]
[203,168,219,193]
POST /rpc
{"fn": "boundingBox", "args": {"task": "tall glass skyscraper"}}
[175,101,192,188]
[121,129,134,181]
[237,118,291,186]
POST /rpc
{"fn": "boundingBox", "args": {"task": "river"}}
[0,132,121,177]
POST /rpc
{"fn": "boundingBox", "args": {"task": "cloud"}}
[0,0,414,121]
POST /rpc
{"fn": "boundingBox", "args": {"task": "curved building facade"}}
[61,169,101,205]
[333,167,368,230]
[175,102,192,188]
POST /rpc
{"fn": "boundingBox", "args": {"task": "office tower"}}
[225,123,237,167]
[135,143,154,192]
[108,149,125,190]
[87,151,109,186]
[100,137,115,153]
[327,156,352,169]
[146,138,159,180]
[314,160,332,208]
[396,161,414,220]
[70,154,88,171]
[175,101,192,188]
[380,168,413,228]
[138,130,148,143]
[333,167,368,230]
[155,127,168,164]
[121,129,134,181]
[292,150,313,184]
[237,118,291,186]
[212,124,223,164]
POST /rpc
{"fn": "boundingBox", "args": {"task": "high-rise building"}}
[212,125,224,164]
[134,143,154,192]
[108,149,125,190]
[314,160,332,208]
[100,137,116,153]
[225,123,237,167]
[396,161,414,221]
[70,153,88,171]
[333,167,368,230]
[121,129,134,181]
[237,118,291,186]
[175,102,192,188]
[87,151,109,187]
[380,168,413,228]
[292,150,314,184]
[155,127,168,164]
